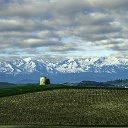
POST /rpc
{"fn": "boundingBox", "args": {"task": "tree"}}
[45,78,50,85]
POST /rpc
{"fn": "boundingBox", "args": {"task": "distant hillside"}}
[0,82,16,88]
[16,79,38,84]
[106,79,128,88]
[76,81,114,87]
[1,78,128,89]
[76,79,128,88]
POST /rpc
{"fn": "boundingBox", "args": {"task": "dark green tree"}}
[45,78,50,85]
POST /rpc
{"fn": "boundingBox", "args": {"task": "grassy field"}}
[0,84,70,98]
[0,125,122,128]
[0,85,128,126]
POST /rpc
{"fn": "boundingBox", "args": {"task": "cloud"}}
[46,42,82,53]
[0,0,128,61]
[21,39,64,48]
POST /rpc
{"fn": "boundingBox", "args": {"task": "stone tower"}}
[40,76,46,85]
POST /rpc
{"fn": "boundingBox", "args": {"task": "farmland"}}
[0,84,69,98]
[0,85,128,126]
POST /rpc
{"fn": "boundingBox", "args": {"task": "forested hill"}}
[106,79,128,87]
[76,81,113,87]
[76,79,128,88]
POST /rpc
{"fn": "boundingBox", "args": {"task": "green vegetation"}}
[1,84,127,98]
[0,85,128,126]
[0,125,123,128]
[77,81,114,87]
[106,79,128,87]
[45,78,50,85]
[0,125,118,128]
[0,84,68,98]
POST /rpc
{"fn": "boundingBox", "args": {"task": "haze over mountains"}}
[0,57,128,84]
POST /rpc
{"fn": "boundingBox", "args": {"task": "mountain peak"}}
[0,57,128,83]
[23,57,32,62]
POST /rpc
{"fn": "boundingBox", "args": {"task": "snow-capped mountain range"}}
[0,57,128,83]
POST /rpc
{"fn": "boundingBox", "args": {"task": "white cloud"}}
[0,0,127,61]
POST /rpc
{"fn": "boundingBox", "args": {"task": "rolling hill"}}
[0,84,128,126]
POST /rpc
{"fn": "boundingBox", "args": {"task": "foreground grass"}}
[0,86,128,126]
[0,125,123,128]
[0,125,87,128]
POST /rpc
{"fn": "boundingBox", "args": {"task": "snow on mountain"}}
[23,57,32,62]
[0,58,58,76]
[0,57,128,75]
[0,61,14,74]
[0,57,128,83]
[54,57,128,73]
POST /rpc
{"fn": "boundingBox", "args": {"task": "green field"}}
[0,84,69,98]
[0,85,128,126]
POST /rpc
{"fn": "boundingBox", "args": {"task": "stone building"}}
[40,76,50,85]
[40,76,46,85]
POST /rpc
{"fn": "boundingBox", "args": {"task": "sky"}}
[0,0,128,61]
